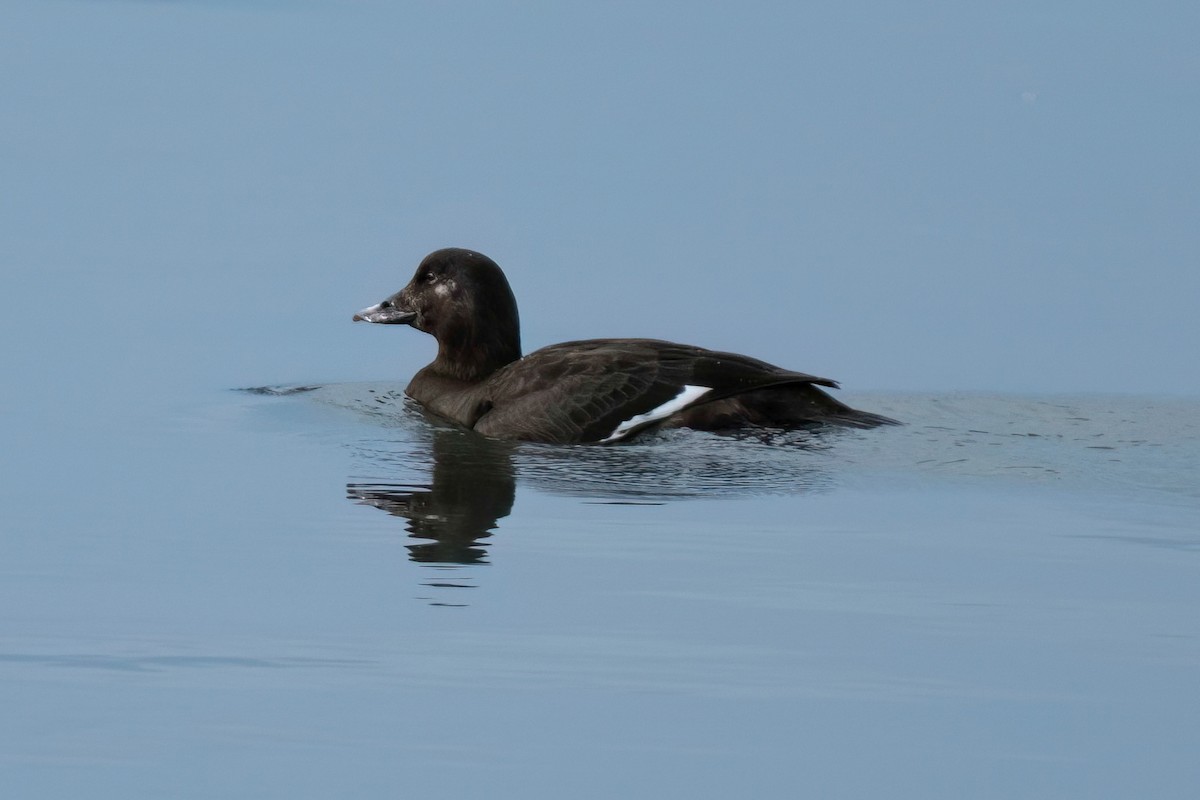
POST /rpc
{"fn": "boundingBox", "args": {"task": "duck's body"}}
[354,249,897,443]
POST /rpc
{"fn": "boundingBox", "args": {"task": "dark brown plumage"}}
[354,248,897,443]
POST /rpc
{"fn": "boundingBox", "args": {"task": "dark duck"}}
[354,248,897,443]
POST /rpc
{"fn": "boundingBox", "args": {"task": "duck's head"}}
[354,248,522,379]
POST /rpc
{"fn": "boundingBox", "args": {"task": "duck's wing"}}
[473,339,837,443]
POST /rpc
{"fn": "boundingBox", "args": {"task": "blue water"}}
[4,381,1197,798]
[4,2,1199,796]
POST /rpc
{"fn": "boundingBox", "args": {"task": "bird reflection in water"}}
[347,417,840,604]
[347,427,515,594]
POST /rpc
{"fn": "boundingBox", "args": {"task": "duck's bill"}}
[352,302,417,325]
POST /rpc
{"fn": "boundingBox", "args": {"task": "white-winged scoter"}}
[354,248,897,443]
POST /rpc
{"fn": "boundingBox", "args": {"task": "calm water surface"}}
[3,383,1197,799]
[6,2,1199,796]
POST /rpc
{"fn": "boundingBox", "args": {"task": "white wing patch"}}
[601,384,712,443]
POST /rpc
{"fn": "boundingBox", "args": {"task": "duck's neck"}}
[432,322,522,383]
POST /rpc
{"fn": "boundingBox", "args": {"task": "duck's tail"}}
[677,383,899,431]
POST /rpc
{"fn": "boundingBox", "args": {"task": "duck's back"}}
[470,338,873,443]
